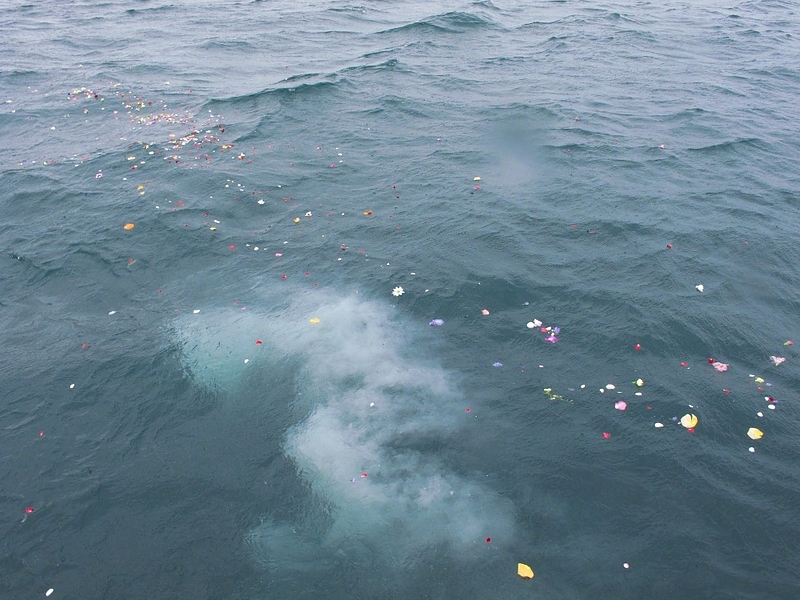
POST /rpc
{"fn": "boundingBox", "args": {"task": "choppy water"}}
[1,1,799,598]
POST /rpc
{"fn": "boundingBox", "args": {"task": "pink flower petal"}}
[713,362,728,372]
[615,401,627,411]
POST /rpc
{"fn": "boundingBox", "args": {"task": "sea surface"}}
[1,0,799,598]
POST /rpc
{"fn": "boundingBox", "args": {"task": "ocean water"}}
[1,0,799,598]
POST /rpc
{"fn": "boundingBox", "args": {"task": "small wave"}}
[327,5,368,14]
[340,58,404,76]
[206,76,345,110]
[378,11,497,35]
[199,39,256,51]
[685,137,769,155]
[125,4,175,16]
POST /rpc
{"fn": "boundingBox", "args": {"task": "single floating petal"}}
[680,413,698,428]
[713,362,728,372]
[770,356,786,366]
[634,378,645,387]
[615,401,627,411]
[517,563,534,579]
[309,317,320,324]
[747,427,763,440]
[429,319,444,327]
[695,284,704,292]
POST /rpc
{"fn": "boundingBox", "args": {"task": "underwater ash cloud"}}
[174,290,515,574]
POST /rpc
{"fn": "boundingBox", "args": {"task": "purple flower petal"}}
[429,319,444,327]
[545,335,559,343]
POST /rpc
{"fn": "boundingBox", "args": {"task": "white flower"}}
[392,286,404,297]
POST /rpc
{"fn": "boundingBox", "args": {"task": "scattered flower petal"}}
[713,362,728,372]
[517,563,534,579]
[747,427,763,440]
[392,286,404,297]
[615,401,627,411]
[770,356,786,366]
[634,378,644,387]
[695,284,704,292]
[429,319,444,326]
[605,384,616,390]
[309,317,320,324]
[481,309,490,315]
[654,422,664,428]
[680,414,699,428]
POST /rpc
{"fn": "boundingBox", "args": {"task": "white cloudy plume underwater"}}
[173,290,515,578]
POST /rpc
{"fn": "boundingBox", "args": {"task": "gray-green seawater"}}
[1,1,799,598]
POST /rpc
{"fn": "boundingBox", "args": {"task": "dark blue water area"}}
[1,1,800,598]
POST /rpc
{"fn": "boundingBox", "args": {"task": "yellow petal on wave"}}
[517,563,534,579]
[680,413,698,428]
[309,317,320,324]
[747,428,763,440]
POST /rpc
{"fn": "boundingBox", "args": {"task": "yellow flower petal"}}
[747,427,763,440]
[517,563,534,579]
[680,413,698,428]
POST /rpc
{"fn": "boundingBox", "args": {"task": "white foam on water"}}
[173,289,515,576]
